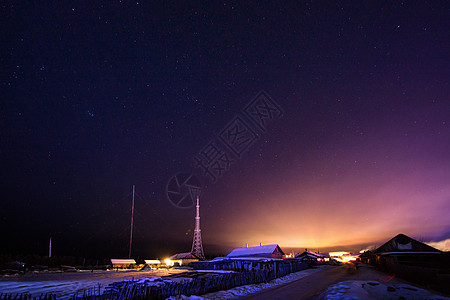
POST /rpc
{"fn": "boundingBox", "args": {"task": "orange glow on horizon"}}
[207,165,450,251]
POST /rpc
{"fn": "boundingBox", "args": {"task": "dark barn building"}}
[372,234,449,293]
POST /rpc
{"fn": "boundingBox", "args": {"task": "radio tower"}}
[191,195,205,260]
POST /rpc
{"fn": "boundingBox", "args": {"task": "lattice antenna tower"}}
[191,190,205,260]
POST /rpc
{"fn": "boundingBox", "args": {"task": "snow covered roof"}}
[169,252,200,260]
[144,260,162,264]
[227,244,285,258]
[222,257,283,261]
[375,234,441,255]
[110,259,136,264]
[296,251,329,259]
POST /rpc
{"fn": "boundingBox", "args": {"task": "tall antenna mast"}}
[128,185,135,258]
[191,195,205,260]
[49,237,52,258]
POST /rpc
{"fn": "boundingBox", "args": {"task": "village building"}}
[227,244,285,259]
[165,252,200,267]
[143,259,163,268]
[370,233,449,293]
[110,259,136,269]
[296,251,330,264]
[374,233,442,267]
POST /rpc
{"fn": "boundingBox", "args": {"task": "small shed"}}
[110,259,136,269]
[227,244,285,259]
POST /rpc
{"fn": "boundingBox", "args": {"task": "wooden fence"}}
[73,259,309,299]
[0,293,56,300]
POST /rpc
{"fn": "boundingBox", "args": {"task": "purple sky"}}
[1,1,448,258]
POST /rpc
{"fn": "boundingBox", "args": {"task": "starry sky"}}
[1,1,449,259]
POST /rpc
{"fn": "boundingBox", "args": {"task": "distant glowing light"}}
[163,258,183,267]
[329,251,349,257]
[329,251,360,262]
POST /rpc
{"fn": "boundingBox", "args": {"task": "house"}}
[110,259,136,269]
[144,260,162,266]
[296,251,330,264]
[371,234,449,293]
[359,250,376,265]
[375,233,442,255]
[374,233,442,269]
[165,252,200,267]
[227,244,285,259]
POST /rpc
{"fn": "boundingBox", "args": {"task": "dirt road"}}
[239,263,403,300]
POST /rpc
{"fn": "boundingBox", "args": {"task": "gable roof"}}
[169,252,200,260]
[375,234,441,254]
[144,260,162,264]
[110,259,136,264]
[227,244,285,258]
[296,251,329,259]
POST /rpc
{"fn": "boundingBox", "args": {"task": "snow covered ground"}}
[0,269,186,298]
[319,280,450,300]
[7,266,446,300]
[0,267,321,299]
[166,265,331,299]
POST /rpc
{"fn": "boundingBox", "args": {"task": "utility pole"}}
[128,185,135,259]
[49,237,52,258]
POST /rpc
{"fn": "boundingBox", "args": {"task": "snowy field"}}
[0,269,187,298]
[319,280,450,300]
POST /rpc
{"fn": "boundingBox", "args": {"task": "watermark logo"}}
[243,91,284,131]
[166,91,284,208]
[166,173,202,209]
[218,116,259,158]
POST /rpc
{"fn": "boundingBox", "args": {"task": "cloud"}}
[426,238,450,251]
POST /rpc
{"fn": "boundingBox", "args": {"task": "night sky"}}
[1,2,449,259]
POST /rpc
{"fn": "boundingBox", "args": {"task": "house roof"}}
[169,252,200,260]
[144,260,162,264]
[227,244,285,258]
[359,251,373,257]
[375,234,441,255]
[110,259,136,264]
[296,251,329,259]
